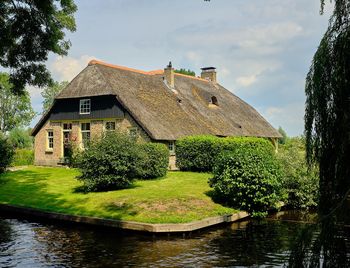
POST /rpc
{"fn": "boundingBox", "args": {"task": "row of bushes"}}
[176,135,274,172]
[75,132,169,191]
[177,135,319,218]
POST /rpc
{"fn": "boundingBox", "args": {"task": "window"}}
[63,123,72,130]
[81,123,91,147]
[129,127,137,140]
[63,123,72,145]
[168,141,175,154]
[211,96,218,106]
[80,99,91,114]
[105,121,116,131]
[47,130,54,150]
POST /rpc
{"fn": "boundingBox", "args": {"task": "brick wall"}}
[34,112,152,166]
[34,121,63,166]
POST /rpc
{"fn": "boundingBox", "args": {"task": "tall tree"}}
[41,81,68,113]
[0,0,77,94]
[287,1,350,266]
[0,72,36,132]
[305,0,350,211]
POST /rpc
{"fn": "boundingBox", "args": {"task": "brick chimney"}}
[164,61,174,88]
[201,67,217,83]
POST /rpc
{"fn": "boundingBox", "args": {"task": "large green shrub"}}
[277,137,319,209]
[75,132,140,191]
[0,133,14,173]
[176,135,274,172]
[75,132,169,191]
[176,135,220,171]
[11,149,34,166]
[209,147,283,218]
[136,143,169,179]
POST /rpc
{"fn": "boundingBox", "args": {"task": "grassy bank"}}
[0,166,235,223]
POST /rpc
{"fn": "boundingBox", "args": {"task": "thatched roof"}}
[33,60,281,139]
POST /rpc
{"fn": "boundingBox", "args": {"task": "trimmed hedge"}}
[209,147,283,218]
[75,132,169,192]
[136,143,169,179]
[11,149,34,166]
[0,134,14,173]
[176,135,274,172]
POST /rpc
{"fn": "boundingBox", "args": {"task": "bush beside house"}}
[136,143,169,179]
[11,149,34,166]
[176,135,274,172]
[75,132,169,192]
[209,147,283,218]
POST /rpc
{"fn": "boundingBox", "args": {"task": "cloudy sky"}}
[29,0,332,136]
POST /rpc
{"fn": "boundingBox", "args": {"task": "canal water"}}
[0,211,327,267]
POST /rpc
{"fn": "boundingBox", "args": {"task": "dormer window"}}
[80,99,91,114]
[211,96,218,106]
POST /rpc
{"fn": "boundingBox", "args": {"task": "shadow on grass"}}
[103,202,138,216]
[73,182,140,194]
[0,173,10,186]
[0,169,123,221]
[205,190,231,208]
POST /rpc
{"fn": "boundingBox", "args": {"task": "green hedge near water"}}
[175,135,274,172]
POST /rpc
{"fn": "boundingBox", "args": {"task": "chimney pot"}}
[164,61,174,88]
[201,67,217,83]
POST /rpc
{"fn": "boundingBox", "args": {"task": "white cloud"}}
[50,55,97,82]
[173,22,303,56]
[186,51,201,62]
[27,85,41,100]
[236,74,258,87]
[260,103,305,136]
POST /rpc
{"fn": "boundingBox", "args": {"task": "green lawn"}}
[0,166,235,223]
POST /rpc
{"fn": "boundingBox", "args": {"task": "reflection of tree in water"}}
[288,204,350,267]
[0,218,14,245]
[209,220,303,267]
[292,0,350,266]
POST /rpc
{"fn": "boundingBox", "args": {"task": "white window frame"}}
[105,121,116,132]
[168,141,175,154]
[81,122,91,148]
[47,130,54,150]
[129,127,138,139]
[79,99,91,114]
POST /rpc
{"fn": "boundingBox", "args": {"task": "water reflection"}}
[0,214,327,267]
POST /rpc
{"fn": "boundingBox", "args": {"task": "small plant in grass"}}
[209,147,283,218]
[0,133,14,173]
[75,132,140,191]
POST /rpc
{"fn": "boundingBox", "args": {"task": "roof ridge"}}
[89,60,163,76]
[174,72,208,82]
[88,59,209,82]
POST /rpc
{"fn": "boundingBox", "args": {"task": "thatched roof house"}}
[32,60,280,168]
